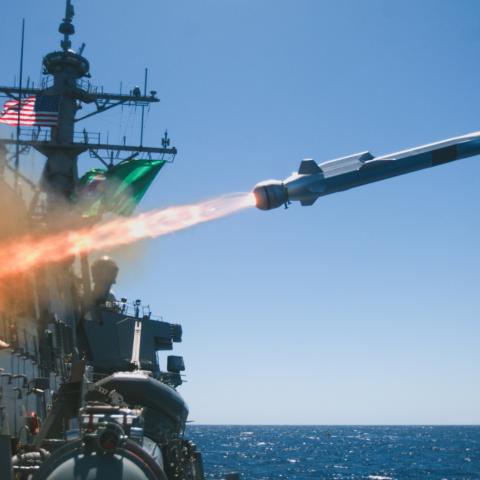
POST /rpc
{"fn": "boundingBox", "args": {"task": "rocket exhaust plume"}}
[0,192,255,279]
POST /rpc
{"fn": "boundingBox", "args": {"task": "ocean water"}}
[186,425,479,479]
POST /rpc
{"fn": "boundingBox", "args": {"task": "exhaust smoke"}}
[0,192,256,279]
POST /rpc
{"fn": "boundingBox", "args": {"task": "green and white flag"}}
[78,159,165,217]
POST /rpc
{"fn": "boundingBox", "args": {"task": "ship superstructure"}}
[0,2,205,479]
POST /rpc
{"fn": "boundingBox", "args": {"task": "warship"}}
[0,2,478,480]
[0,2,211,479]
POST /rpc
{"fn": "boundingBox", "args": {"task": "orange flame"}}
[0,192,256,279]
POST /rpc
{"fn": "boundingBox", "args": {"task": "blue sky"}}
[2,0,480,424]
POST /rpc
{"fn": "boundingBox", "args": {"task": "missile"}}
[253,130,480,210]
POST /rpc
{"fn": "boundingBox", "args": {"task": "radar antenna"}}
[59,0,75,52]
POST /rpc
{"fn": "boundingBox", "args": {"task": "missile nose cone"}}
[252,180,288,210]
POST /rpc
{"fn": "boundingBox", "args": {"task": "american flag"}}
[0,95,59,127]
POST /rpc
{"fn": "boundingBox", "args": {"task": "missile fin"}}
[298,159,321,175]
[300,198,317,206]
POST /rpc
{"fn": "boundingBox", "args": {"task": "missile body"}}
[253,130,480,210]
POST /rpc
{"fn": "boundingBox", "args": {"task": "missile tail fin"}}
[300,197,317,206]
[298,159,321,175]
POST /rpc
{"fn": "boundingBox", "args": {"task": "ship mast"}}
[0,0,176,211]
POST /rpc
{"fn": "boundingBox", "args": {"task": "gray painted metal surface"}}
[0,434,13,479]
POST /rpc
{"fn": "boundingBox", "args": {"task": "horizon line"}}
[186,423,480,427]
